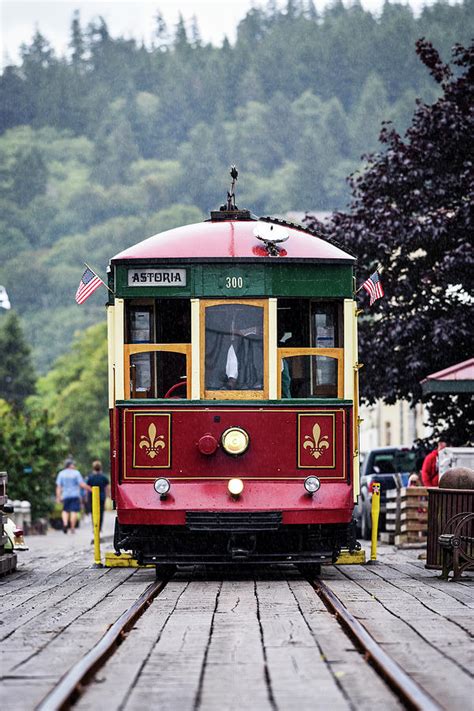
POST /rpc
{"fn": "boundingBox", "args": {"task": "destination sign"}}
[128,268,187,286]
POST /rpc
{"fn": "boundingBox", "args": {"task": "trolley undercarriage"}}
[114,519,360,565]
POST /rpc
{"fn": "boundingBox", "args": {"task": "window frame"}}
[277,347,344,399]
[124,343,191,399]
[200,299,269,400]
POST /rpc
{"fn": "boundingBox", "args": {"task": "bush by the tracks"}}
[0,399,67,519]
[30,321,109,477]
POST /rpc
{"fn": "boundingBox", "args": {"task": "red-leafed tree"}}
[305,40,473,445]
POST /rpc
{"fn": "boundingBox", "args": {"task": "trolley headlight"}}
[221,427,249,456]
[154,478,171,499]
[228,478,244,497]
[304,476,321,495]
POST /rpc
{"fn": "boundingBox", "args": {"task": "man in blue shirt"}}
[56,459,91,534]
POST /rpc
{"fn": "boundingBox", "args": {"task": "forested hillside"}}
[1,0,472,371]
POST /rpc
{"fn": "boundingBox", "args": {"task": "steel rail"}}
[313,579,443,711]
[36,577,167,711]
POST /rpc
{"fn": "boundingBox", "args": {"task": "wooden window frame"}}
[277,347,344,399]
[124,344,191,399]
[200,299,269,400]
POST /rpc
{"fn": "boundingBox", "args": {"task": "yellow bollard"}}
[92,485,102,567]
[370,482,381,561]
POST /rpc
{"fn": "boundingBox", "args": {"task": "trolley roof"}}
[110,218,355,264]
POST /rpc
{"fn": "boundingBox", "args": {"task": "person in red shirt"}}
[421,441,447,487]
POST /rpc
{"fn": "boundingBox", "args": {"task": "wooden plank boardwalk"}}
[0,514,472,710]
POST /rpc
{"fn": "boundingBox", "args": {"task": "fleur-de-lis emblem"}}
[139,423,165,459]
[303,423,330,460]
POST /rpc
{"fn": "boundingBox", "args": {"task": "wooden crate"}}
[385,487,428,546]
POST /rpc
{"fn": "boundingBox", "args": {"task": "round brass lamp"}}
[221,427,249,456]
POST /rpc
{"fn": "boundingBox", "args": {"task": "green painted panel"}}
[200,264,266,297]
[114,263,353,298]
[269,264,353,297]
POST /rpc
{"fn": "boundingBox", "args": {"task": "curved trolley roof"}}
[111,218,355,264]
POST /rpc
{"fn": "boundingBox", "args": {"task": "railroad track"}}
[36,576,170,711]
[37,569,443,711]
[313,580,442,711]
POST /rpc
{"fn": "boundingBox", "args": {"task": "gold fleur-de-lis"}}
[303,423,330,460]
[139,422,165,459]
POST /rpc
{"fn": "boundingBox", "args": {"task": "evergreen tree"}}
[153,11,169,50]
[351,73,390,156]
[0,312,36,409]
[0,66,32,130]
[69,10,86,67]
[11,146,48,207]
[93,115,139,186]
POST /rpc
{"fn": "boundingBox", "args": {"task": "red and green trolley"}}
[108,193,361,572]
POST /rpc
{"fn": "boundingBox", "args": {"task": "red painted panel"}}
[120,406,351,482]
[117,480,353,526]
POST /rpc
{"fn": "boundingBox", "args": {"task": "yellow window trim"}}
[277,347,344,399]
[124,343,191,399]
[200,299,269,400]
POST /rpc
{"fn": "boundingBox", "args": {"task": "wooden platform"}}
[0,513,472,710]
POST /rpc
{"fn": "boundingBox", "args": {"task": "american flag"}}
[75,267,104,305]
[361,270,384,306]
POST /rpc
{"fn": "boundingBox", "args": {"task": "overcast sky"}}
[0,0,456,67]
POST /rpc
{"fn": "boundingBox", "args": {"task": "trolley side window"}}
[277,299,343,348]
[277,299,344,399]
[124,299,191,399]
[202,300,268,399]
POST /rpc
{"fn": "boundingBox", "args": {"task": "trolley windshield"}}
[204,303,264,392]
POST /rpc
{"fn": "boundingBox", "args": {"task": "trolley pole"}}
[370,483,381,561]
[92,486,102,567]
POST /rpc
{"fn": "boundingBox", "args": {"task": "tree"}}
[305,40,474,445]
[11,146,48,207]
[69,10,86,67]
[351,73,390,156]
[93,115,139,186]
[0,399,66,519]
[33,322,109,475]
[0,312,36,409]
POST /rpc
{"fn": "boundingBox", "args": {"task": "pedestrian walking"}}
[55,459,91,533]
[421,441,447,487]
[86,460,110,534]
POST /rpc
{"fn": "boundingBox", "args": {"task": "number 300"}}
[225,276,243,289]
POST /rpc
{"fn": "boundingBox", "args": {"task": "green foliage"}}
[0,1,471,374]
[0,312,36,408]
[11,146,48,207]
[0,399,66,519]
[32,322,109,475]
[306,39,474,445]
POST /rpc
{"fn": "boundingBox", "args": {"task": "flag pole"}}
[83,262,114,295]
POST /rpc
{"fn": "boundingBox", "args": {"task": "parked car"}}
[355,447,418,539]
